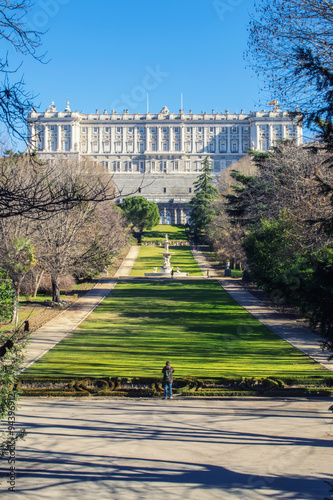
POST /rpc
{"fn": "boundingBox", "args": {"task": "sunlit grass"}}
[130,245,202,276]
[22,280,330,379]
[142,224,187,241]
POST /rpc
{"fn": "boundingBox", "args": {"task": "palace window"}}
[163,142,168,151]
[129,127,133,132]
[219,140,227,152]
[163,127,167,133]
[160,161,167,173]
[64,141,70,151]
[174,127,180,133]
[115,142,121,152]
[243,126,249,133]
[127,142,134,153]
[151,127,156,133]
[209,143,215,153]
[198,127,203,132]
[243,141,250,152]
[186,127,191,132]
[152,142,157,151]
[151,161,156,172]
[175,143,180,151]
[92,142,98,153]
[139,161,145,173]
[210,127,214,132]
[189,187,192,193]
[139,143,144,153]
[105,127,110,132]
[116,127,121,133]
[50,125,56,131]
[103,142,111,153]
[174,161,179,171]
[232,126,238,133]
[94,127,98,133]
[113,161,120,172]
[125,161,132,172]
[139,127,144,133]
[196,142,203,152]
[231,142,238,153]
[261,125,267,131]
[185,161,191,172]
[186,142,191,153]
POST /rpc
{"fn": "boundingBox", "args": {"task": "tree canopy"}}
[120,196,160,234]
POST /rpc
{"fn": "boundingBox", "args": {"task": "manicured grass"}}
[130,245,202,276]
[142,224,187,241]
[22,280,330,379]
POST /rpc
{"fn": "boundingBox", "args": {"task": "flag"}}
[269,100,277,105]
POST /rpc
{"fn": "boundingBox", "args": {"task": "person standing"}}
[162,361,174,399]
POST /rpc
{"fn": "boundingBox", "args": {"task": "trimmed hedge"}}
[18,375,333,398]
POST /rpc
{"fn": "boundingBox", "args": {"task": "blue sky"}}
[8,0,269,119]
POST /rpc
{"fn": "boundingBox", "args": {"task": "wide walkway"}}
[192,248,333,372]
[5,397,333,500]
[21,245,140,371]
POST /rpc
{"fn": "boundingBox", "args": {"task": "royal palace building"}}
[28,102,303,224]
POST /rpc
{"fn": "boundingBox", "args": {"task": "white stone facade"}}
[28,102,303,224]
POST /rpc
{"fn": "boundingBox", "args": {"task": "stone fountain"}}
[144,234,189,277]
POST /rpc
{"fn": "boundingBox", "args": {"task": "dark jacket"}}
[162,365,174,383]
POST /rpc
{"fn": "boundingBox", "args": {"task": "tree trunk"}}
[51,276,61,303]
[33,270,44,298]
[12,278,22,326]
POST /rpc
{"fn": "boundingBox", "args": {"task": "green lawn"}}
[142,224,187,242]
[130,245,202,276]
[22,280,330,379]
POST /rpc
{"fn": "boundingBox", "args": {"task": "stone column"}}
[87,127,91,153]
[282,124,286,140]
[215,127,219,153]
[238,125,242,153]
[57,125,62,151]
[30,124,36,149]
[146,126,149,152]
[192,127,196,153]
[134,127,138,153]
[157,126,161,152]
[256,125,260,150]
[110,126,115,153]
[122,127,126,153]
[203,126,207,153]
[173,208,178,224]
[169,127,173,152]
[268,124,273,148]
[180,126,185,152]
[44,125,49,151]
[227,127,231,153]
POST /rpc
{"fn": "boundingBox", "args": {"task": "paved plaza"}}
[1,397,332,499]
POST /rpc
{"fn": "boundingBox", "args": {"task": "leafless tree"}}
[0,0,44,143]
[0,152,118,219]
[247,0,333,115]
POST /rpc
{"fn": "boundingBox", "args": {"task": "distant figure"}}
[162,361,174,399]
[171,268,174,278]
[207,270,210,279]
[24,320,30,333]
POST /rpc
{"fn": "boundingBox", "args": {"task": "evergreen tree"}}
[189,157,218,240]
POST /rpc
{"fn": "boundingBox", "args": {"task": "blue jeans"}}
[164,382,172,398]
